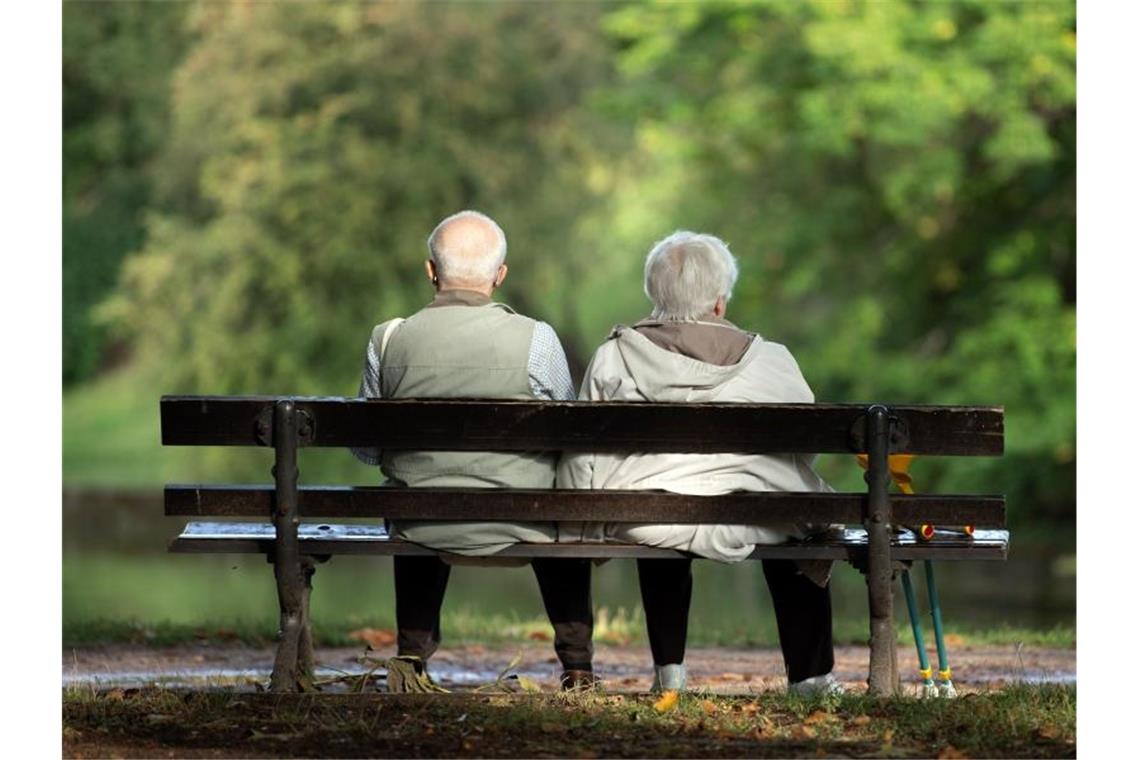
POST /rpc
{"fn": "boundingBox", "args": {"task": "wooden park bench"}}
[161,397,1007,694]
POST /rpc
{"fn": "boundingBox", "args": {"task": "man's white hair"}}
[643,230,740,321]
[426,210,508,286]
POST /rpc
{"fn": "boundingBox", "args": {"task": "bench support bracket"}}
[268,399,315,693]
[864,405,900,696]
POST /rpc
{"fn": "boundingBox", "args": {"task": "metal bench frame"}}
[161,396,1006,694]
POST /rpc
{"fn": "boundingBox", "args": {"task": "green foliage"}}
[68,1,1076,523]
[62,0,190,384]
[594,0,1076,516]
[101,1,619,392]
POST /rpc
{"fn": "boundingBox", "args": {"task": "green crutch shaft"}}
[901,569,932,676]
[924,560,950,675]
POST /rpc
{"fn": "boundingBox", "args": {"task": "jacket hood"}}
[609,325,765,403]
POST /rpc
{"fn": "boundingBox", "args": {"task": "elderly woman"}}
[557,231,840,695]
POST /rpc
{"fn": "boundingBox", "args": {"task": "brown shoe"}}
[560,669,600,692]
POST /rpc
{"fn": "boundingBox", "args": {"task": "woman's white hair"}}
[643,230,740,321]
[426,210,507,286]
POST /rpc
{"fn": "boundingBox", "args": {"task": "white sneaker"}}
[652,663,687,692]
[788,672,845,697]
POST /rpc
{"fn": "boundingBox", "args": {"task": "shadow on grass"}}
[63,685,1075,759]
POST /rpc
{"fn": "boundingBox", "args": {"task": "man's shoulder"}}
[367,317,408,350]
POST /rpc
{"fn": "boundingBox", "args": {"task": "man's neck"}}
[428,288,494,308]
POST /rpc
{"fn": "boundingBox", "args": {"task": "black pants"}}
[636,557,834,683]
[394,555,595,671]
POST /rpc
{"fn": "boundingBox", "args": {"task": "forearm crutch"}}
[923,560,956,697]
[900,568,937,697]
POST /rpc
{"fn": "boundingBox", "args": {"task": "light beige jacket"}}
[556,324,834,562]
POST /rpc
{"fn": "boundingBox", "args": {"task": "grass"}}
[64,367,382,486]
[62,684,1077,758]
[63,612,1075,651]
[64,368,167,487]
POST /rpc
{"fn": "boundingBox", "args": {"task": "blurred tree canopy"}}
[67,1,1075,520]
[63,0,190,383]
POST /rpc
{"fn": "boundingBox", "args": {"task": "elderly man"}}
[352,210,595,690]
[557,230,840,695]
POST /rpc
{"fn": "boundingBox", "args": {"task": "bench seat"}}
[170,521,1009,561]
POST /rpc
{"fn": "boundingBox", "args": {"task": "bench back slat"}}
[161,397,1004,456]
[164,485,1006,526]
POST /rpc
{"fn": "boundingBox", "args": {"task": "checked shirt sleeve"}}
[350,337,383,466]
[527,321,576,401]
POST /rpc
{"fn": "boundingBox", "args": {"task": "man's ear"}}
[713,295,727,318]
[493,264,509,289]
[425,260,438,285]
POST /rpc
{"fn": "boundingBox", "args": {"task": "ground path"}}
[64,641,1074,695]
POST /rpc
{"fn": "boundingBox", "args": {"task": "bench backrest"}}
[161,397,1003,455]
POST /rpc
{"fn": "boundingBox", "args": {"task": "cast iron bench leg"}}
[269,399,314,692]
[865,405,900,695]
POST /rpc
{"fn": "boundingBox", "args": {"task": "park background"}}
[62,0,1075,652]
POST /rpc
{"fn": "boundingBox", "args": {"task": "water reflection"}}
[63,490,1075,632]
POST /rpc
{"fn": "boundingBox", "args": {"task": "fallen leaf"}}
[851,715,872,726]
[741,701,761,715]
[540,722,566,734]
[882,728,895,744]
[750,727,766,741]
[700,699,718,715]
[516,675,543,693]
[599,632,632,646]
[105,689,125,702]
[937,746,967,759]
[346,627,396,649]
[791,724,817,740]
[943,634,966,647]
[528,630,552,641]
[804,710,835,725]
[461,738,479,751]
[653,690,679,713]
[1037,724,1062,740]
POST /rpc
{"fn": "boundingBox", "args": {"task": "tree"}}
[102,1,621,393]
[63,0,190,384]
[590,0,1076,517]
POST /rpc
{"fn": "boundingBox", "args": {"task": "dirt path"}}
[63,641,1074,695]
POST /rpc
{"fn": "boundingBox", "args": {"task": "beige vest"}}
[376,300,558,489]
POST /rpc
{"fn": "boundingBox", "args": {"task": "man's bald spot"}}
[427,210,507,287]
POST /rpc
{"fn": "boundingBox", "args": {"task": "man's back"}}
[377,289,558,490]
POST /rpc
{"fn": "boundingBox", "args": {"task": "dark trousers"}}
[636,557,834,683]
[394,554,595,671]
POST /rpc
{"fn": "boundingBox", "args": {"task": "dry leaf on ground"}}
[346,628,396,649]
[938,746,968,759]
[804,710,836,725]
[653,690,679,713]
